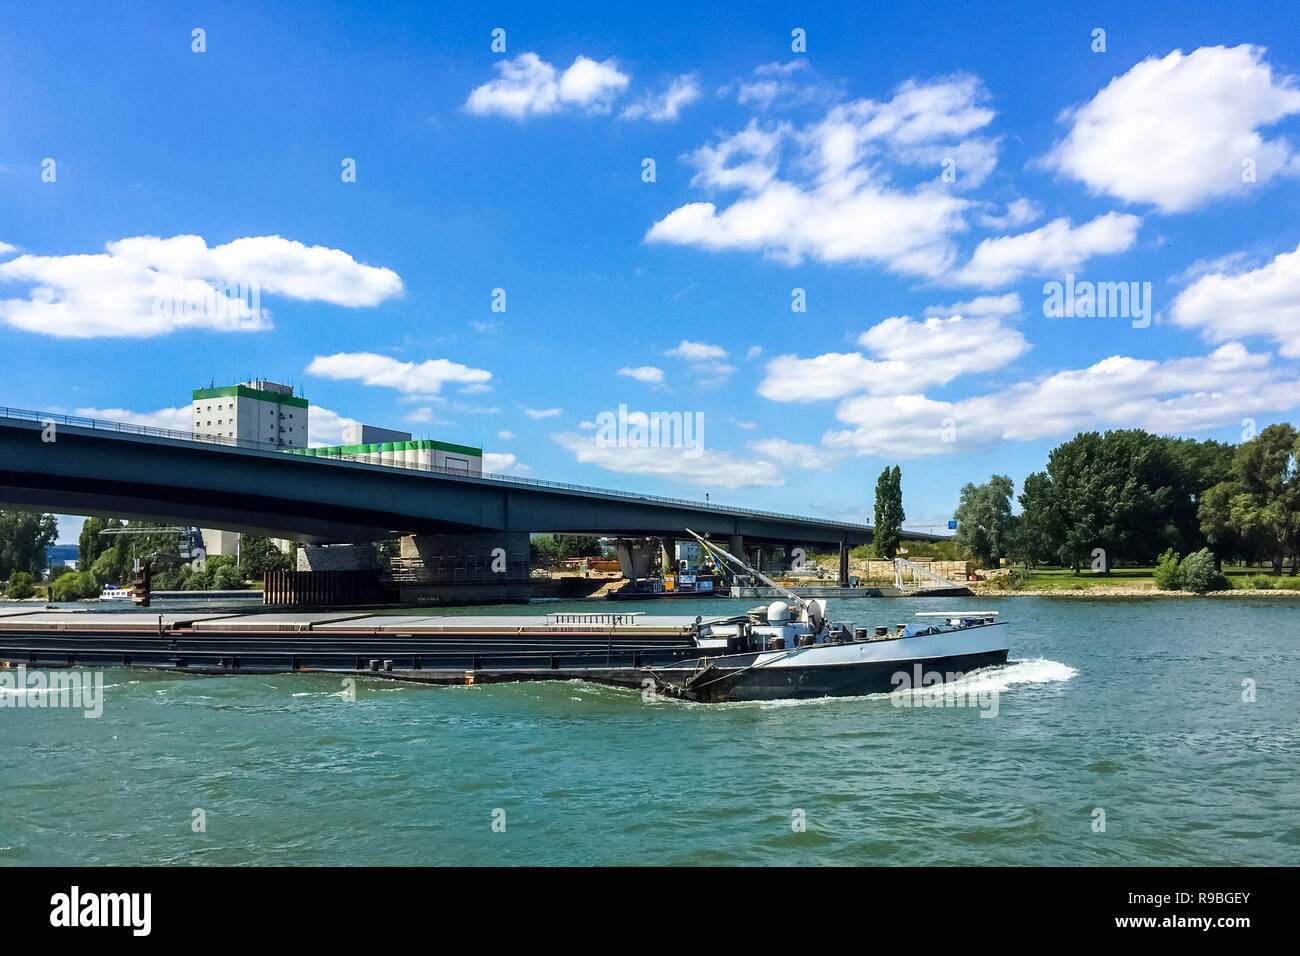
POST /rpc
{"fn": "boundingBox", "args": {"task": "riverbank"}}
[971,584,1300,597]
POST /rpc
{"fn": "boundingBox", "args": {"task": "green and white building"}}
[286,438,483,476]
[192,379,308,557]
[191,379,308,448]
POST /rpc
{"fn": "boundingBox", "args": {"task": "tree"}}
[78,516,124,569]
[6,571,36,600]
[1008,471,1058,568]
[1165,438,1234,555]
[204,554,236,585]
[1200,424,1299,575]
[1024,430,1188,571]
[0,511,59,580]
[89,546,129,588]
[954,475,1015,565]
[530,535,560,564]
[238,535,291,579]
[212,564,243,590]
[873,466,904,559]
[557,535,603,559]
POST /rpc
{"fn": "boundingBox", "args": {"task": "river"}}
[1,595,1296,865]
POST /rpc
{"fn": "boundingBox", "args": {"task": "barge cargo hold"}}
[0,605,1010,703]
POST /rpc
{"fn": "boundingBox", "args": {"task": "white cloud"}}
[497,430,515,440]
[690,361,736,379]
[924,292,1021,317]
[71,402,357,448]
[465,52,629,118]
[74,405,194,433]
[1170,242,1300,357]
[307,405,358,445]
[484,452,530,474]
[404,406,454,426]
[1045,45,1300,212]
[0,235,402,338]
[822,344,1299,458]
[729,60,838,110]
[859,313,1029,373]
[617,365,665,384]
[647,76,998,275]
[621,74,701,121]
[749,437,841,469]
[950,213,1142,288]
[0,242,17,256]
[306,352,492,395]
[523,407,562,419]
[665,340,727,361]
[978,198,1042,230]
[758,312,1028,402]
[553,432,784,488]
[758,352,885,402]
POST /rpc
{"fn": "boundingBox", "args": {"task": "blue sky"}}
[3,0,1300,543]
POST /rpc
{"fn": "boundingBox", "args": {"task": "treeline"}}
[955,425,1300,573]
[1,512,293,600]
[530,534,606,562]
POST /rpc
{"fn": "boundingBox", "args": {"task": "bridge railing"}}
[0,406,873,533]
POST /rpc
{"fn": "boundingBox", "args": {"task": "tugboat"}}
[642,531,1011,701]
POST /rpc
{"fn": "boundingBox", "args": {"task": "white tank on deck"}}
[767,600,792,622]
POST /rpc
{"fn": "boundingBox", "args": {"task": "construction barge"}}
[0,534,1009,702]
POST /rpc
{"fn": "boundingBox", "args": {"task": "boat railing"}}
[546,612,644,626]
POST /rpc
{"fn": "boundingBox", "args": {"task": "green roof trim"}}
[302,439,483,458]
[192,385,309,409]
[430,440,482,457]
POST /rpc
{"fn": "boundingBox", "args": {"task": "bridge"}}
[0,408,944,553]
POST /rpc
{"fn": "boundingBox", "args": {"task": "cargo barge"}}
[0,534,1010,702]
[0,606,1007,702]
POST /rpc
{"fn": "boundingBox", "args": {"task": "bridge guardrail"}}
[0,405,873,533]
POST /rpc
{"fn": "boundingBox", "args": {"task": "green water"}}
[2,596,1297,865]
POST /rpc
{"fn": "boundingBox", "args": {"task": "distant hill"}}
[47,544,79,568]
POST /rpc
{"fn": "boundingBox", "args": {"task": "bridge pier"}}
[296,543,378,571]
[396,532,531,604]
[839,539,849,587]
[613,538,653,585]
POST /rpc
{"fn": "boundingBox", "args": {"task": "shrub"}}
[50,571,98,602]
[1179,548,1227,593]
[205,554,235,576]
[184,571,210,590]
[1153,549,1182,590]
[6,571,36,600]
[211,565,243,590]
